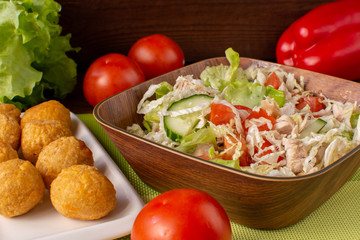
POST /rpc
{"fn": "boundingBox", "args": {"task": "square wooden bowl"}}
[93,57,360,229]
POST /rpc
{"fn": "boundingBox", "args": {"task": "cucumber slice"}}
[299,118,327,138]
[164,94,213,142]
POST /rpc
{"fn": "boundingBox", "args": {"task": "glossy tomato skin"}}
[131,189,232,240]
[128,34,185,80]
[83,53,145,106]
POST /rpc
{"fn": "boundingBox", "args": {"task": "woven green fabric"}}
[78,114,360,240]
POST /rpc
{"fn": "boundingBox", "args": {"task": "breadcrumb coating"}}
[0,159,45,217]
[36,136,94,188]
[50,165,117,220]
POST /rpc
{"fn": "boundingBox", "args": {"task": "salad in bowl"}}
[127,48,360,177]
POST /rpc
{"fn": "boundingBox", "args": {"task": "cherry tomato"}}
[131,189,232,240]
[296,96,326,112]
[128,34,185,80]
[83,53,145,107]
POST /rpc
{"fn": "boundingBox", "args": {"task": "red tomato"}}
[256,138,273,158]
[210,103,235,125]
[254,137,285,163]
[210,103,251,125]
[223,134,250,166]
[265,72,281,89]
[234,104,252,113]
[296,96,326,112]
[245,108,276,132]
[83,53,145,106]
[131,189,232,240]
[128,34,185,80]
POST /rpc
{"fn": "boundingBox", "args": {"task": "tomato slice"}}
[256,138,273,158]
[222,134,250,166]
[209,103,235,125]
[210,103,251,125]
[245,108,276,132]
[234,105,252,113]
[296,96,326,112]
[197,134,250,166]
[197,154,210,160]
[255,138,283,163]
[265,72,281,89]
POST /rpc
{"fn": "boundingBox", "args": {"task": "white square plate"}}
[0,113,144,240]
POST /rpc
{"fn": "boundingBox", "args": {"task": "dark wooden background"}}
[57,0,334,113]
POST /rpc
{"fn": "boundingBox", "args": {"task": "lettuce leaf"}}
[224,81,266,109]
[266,86,285,107]
[200,48,286,109]
[155,82,173,99]
[0,0,79,110]
[200,48,242,91]
[176,127,217,153]
[209,158,241,169]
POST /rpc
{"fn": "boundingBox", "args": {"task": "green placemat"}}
[78,114,360,240]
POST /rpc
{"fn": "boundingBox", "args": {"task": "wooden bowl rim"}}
[93,57,360,182]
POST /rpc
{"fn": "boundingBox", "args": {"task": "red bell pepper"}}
[276,0,360,80]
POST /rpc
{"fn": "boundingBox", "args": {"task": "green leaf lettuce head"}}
[0,0,80,110]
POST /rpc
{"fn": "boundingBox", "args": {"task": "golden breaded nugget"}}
[0,103,21,122]
[50,165,117,220]
[0,141,18,163]
[0,159,45,217]
[36,136,94,188]
[21,119,72,164]
[20,100,71,129]
[0,113,21,150]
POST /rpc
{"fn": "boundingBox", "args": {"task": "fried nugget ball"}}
[20,100,71,129]
[36,136,94,188]
[0,113,21,150]
[0,103,21,122]
[0,141,18,163]
[50,165,117,220]
[21,119,72,164]
[0,159,45,218]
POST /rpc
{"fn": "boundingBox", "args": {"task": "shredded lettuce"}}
[0,0,79,110]
[201,48,285,109]
[209,158,241,169]
[129,47,360,177]
[176,127,217,153]
[224,81,266,109]
[351,113,359,128]
[266,86,285,107]
[155,82,173,99]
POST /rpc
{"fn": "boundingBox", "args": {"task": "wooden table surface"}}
[57,0,334,114]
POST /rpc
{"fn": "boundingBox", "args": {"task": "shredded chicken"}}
[174,76,212,95]
[274,115,295,135]
[261,98,281,118]
[282,138,308,174]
